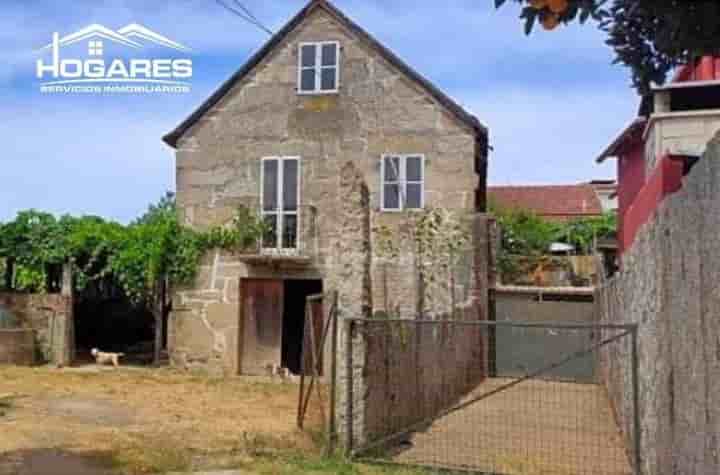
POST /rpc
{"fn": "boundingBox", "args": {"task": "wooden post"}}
[162,275,171,352]
[4,257,14,290]
[153,277,165,366]
[328,291,339,453]
[61,261,73,293]
[60,261,74,365]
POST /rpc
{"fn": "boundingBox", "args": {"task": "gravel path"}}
[392,378,633,475]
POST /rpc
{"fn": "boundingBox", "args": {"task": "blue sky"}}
[0,0,638,223]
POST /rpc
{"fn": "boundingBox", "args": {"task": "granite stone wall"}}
[0,292,73,365]
[0,329,35,365]
[597,133,720,475]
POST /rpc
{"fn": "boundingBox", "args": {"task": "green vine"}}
[490,203,617,283]
[0,194,268,307]
[375,208,471,320]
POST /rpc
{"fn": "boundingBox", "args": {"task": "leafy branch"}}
[496,0,720,94]
[0,195,267,304]
[490,203,617,282]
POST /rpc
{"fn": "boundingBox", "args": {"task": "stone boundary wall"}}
[0,329,35,365]
[596,134,720,475]
[0,292,73,365]
[596,277,635,468]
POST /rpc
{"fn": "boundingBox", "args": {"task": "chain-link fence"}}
[345,319,639,475]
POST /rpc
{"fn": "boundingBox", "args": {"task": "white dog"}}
[90,348,124,368]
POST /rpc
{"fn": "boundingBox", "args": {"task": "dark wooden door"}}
[241,279,283,375]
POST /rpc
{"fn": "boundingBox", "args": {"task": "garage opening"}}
[282,279,322,375]
[74,288,157,366]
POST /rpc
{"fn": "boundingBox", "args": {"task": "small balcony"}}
[237,205,318,267]
[644,109,720,174]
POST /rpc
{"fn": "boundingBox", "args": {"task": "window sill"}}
[297,89,340,96]
[379,208,425,213]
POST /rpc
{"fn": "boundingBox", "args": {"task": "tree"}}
[496,0,720,94]
[111,194,187,364]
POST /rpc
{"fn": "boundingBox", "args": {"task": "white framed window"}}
[298,41,340,94]
[380,154,425,211]
[261,157,301,250]
[88,40,103,56]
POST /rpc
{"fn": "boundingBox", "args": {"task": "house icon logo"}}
[36,24,193,94]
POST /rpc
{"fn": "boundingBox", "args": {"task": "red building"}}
[596,57,720,256]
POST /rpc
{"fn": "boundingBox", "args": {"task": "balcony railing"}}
[238,205,318,266]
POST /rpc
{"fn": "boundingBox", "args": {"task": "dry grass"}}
[0,365,323,473]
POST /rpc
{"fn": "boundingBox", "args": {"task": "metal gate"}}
[346,319,640,475]
[296,291,339,454]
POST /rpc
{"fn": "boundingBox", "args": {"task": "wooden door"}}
[241,279,283,375]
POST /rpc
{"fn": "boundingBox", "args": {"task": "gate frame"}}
[344,318,641,475]
[296,290,340,454]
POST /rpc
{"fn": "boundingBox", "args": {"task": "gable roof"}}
[595,118,647,163]
[163,0,487,148]
[488,184,604,222]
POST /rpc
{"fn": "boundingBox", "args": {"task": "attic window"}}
[298,41,339,94]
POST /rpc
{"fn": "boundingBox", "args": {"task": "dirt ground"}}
[0,365,323,474]
[391,378,633,475]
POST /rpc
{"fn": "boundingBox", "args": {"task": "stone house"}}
[163,0,489,376]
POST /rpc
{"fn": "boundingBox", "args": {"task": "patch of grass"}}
[109,436,192,474]
[285,454,361,474]
[241,430,301,456]
[240,452,433,475]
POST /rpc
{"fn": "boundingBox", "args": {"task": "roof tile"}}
[488,184,604,222]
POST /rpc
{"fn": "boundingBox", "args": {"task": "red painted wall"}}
[673,56,720,82]
[620,155,684,252]
[616,141,645,254]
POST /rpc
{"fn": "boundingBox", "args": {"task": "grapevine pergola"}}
[0,195,267,364]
